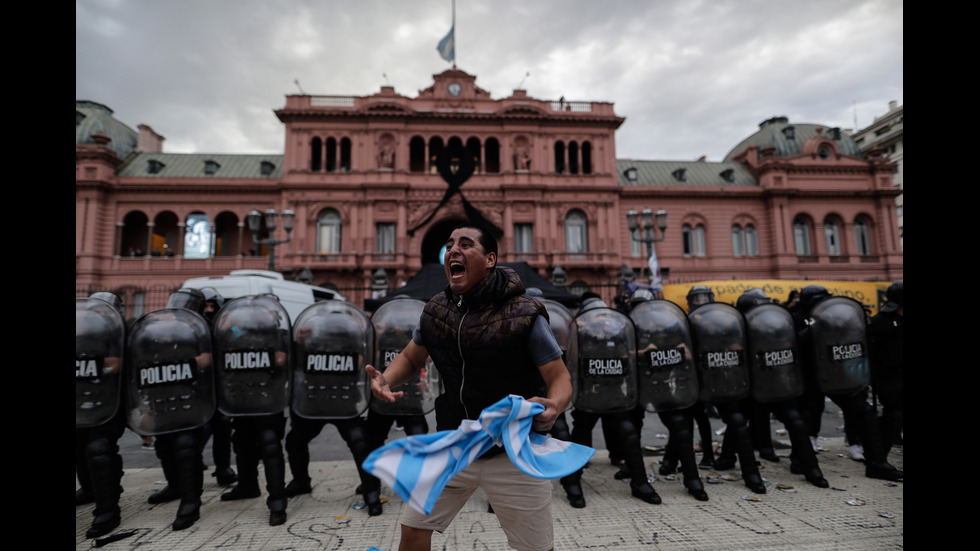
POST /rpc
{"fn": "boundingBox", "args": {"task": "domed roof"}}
[76,100,138,160]
[724,116,861,161]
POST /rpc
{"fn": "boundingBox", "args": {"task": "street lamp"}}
[246,206,295,272]
[627,207,668,281]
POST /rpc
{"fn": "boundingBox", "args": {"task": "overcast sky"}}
[76,0,902,162]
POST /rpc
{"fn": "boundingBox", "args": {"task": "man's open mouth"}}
[449,261,466,277]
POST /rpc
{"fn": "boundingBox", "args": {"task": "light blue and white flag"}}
[436,25,455,63]
[362,395,595,515]
[648,245,663,291]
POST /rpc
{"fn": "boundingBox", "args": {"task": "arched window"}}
[731,224,759,257]
[428,136,444,173]
[745,225,759,256]
[409,136,426,173]
[568,141,579,175]
[339,137,352,172]
[317,209,342,254]
[183,213,212,259]
[554,141,566,174]
[581,141,593,174]
[466,137,482,174]
[824,217,842,255]
[854,216,872,255]
[565,209,588,253]
[151,211,179,257]
[120,210,149,256]
[485,137,500,173]
[793,217,812,256]
[731,225,745,257]
[682,224,706,256]
[311,137,323,171]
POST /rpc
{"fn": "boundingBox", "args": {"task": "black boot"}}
[86,507,121,539]
[222,483,261,501]
[212,467,238,486]
[685,478,709,501]
[268,497,287,526]
[285,477,313,497]
[363,488,383,516]
[149,453,180,504]
[561,473,586,508]
[630,481,662,504]
[172,500,201,531]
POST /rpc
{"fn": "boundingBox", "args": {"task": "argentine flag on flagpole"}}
[437,24,455,63]
[362,395,595,515]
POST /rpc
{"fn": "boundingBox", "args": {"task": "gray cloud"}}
[76,0,902,160]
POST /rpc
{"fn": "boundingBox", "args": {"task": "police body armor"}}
[688,302,751,403]
[568,306,638,413]
[76,297,127,428]
[292,299,374,419]
[629,299,699,413]
[369,297,440,416]
[808,296,870,395]
[126,307,216,436]
[212,294,291,416]
[743,302,804,403]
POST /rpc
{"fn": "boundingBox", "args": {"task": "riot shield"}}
[567,306,638,413]
[126,308,216,436]
[539,298,573,362]
[688,302,751,403]
[76,297,126,428]
[370,297,440,416]
[630,299,699,413]
[809,296,870,395]
[744,302,804,403]
[291,300,374,419]
[212,294,291,416]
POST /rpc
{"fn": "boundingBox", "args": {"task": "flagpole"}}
[451,0,456,69]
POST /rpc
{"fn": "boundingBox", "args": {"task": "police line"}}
[661,280,890,315]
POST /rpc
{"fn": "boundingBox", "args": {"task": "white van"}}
[181,269,344,323]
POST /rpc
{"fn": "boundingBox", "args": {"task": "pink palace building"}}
[76,68,902,317]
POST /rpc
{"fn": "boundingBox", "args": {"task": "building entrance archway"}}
[421,218,467,265]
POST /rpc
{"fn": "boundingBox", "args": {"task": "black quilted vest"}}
[420,266,548,431]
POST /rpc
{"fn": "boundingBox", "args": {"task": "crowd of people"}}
[77,223,902,551]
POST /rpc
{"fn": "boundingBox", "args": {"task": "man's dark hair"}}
[452,223,497,264]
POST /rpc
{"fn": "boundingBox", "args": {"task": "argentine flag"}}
[362,395,595,515]
[437,25,455,63]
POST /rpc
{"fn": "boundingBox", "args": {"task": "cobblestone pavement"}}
[76,434,903,550]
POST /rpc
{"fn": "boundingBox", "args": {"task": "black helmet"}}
[167,288,206,314]
[579,293,607,313]
[880,280,903,313]
[686,285,715,311]
[798,285,831,310]
[736,288,772,314]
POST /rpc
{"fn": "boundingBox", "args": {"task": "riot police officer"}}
[128,288,216,531]
[687,287,767,494]
[76,291,128,538]
[737,289,828,488]
[629,290,709,501]
[794,285,902,482]
[200,287,237,487]
[212,294,291,526]
[285,300,383,515]
[561,302,661,507]
[869,280,903,448]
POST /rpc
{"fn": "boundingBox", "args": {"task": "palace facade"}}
[76,68,902,317]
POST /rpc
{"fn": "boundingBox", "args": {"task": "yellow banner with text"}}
[661,280,891,315]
